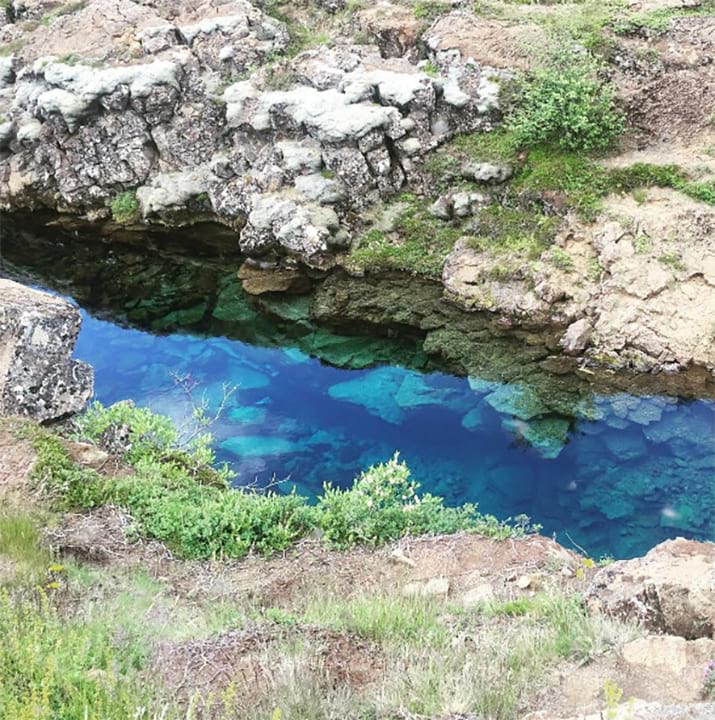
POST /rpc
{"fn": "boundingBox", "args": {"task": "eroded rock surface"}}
[588,537,715,639]
[443,189,715,373]
[0,278,93,421]
[0,0,504,268]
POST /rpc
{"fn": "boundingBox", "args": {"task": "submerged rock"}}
[0,279,93,422]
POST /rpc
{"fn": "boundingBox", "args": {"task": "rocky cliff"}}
[1,0,714,379]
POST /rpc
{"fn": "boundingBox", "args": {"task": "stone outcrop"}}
[0,278,93,421]
[442,189,715,374]
[587,537,715,639]
[0,0,713,379]
[0,0,504,268]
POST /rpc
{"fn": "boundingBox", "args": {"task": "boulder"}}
[0,279,93,422]
[560,318,593,354]
[587,538,715,639]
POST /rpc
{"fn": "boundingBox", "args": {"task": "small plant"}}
[413,0,449,20]
[550,247,574,271]
[704,660,715,700]
[422,60,439,77]
[318,453,520,548]
[603,679,624,719]
[633,234,651,254]
[632,188,648,204]
[108,190,139,224]
[658,253,685,271]
[588,257,604,282]
[507,48,624,153]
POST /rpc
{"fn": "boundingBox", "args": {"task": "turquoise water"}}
[3,219,714,559]
[75,313,715,560]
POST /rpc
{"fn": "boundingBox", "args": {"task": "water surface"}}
[3,218,714,559]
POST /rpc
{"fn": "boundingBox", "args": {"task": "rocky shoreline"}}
[1,0,714,378]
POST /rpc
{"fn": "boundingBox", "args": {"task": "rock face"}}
[0,279,93,422]
[442,190,715,373]
[0,0,504,268]
[587,538,715,639]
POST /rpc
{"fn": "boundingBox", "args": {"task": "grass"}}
[0,589,164,719]
[1,407,642,720]
[38,0,87,26]
[0,510,52,587]
[301,593,449,646]
[468,203,561,258]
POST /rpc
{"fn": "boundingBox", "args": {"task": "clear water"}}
[3,220,714,559]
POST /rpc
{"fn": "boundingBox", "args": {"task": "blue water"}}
[74,311,715,560]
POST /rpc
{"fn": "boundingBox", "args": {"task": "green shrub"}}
[108,191,139,224]
[507,49,624,152]
[318,453,519,548]
[29,405,525,560]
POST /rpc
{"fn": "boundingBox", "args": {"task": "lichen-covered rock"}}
[0,279,93,422]
[587,538,715,639]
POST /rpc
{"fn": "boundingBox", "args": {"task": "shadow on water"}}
[1,213,714,559]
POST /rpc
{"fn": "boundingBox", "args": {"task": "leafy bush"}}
[29,405,524,560]
[318,453,519,548]
[507,50,624,152]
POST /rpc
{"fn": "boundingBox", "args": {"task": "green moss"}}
[108,190,140,224]
[513,147,610,220]
[468,204,560,259]
[633,234,651,254]
[612,2,715,37]
[350,194,462,277]
[39,0,87,26]
[0,38,26,56]
[609,163,715,205]
[413,0,450,20]
[658,253,686,271]
[452,128,521,165]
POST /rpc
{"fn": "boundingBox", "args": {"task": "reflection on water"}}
[2,215,714,559]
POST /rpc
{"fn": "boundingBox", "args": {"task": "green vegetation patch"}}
[0,590,162,719]
[468,204,561,259]
[108,190,140,224]
[506,49,624,153]
[27,403,523,561]
[513,147,611,220]
[609,163,715,205]
[350,193,463,277]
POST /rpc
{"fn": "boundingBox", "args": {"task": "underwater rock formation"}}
[0,279,93,421]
